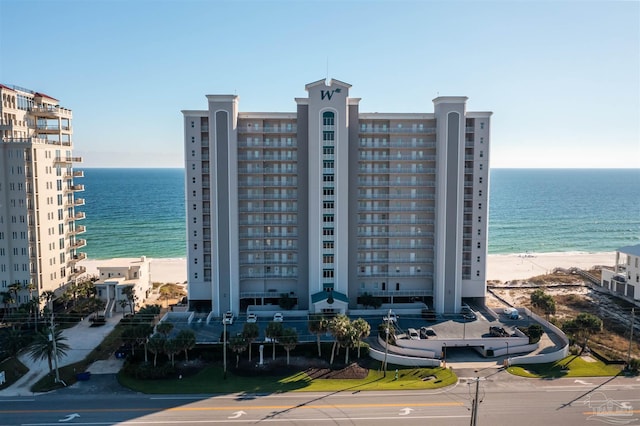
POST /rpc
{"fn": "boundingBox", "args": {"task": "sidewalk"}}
[0,313,122,396]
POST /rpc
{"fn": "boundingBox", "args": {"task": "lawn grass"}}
[118,364,457,394]
[507,355,623,378]
[0,357,29,390]
[30,323,128,392]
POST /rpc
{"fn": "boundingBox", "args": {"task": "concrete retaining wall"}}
[369,346,441,367]
[508,307,569,366]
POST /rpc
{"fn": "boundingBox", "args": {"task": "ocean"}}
[78,168,640,259]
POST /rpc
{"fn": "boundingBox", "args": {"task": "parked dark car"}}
[489,326,509,337]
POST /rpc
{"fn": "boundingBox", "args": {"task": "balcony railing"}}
[238,193,298,200]
[356,271,433,278]
[69,266,87,278]
[357,206,435,212]
[359,140,437,149]
[239,271,298,279]
[357,289,433,297]
[357,193,436,200]
[238,206,298,213]
[238,140,298,148]
[238,126,297,134]
[359,167,435,174]
[31,105,72,117]
[358,127,435,134]
[239,259,298,265]
[70,239,87,249]
[239,245,298,251]
[357,231,435,238]
[238,231,298,238]
[238,179,297,187]
[358,179,435,187]
[54,156,83,163]
[237,166,298,174]
[68,253,87,263]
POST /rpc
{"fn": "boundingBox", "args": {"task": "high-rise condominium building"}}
[0,84,85,308]
[183,79,491,315]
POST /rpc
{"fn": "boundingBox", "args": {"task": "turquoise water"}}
[77,168,639,259]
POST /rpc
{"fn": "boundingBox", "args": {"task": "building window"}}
[323,111,335,126]
[477,242,481,249]
[323,131,334,141]
[476,270,480,277]
[323,215,334,223]
[480,122,484,129]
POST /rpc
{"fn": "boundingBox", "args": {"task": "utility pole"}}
[627,308,635,369]
[470,377,480,426]
[50,311,60,383]
[383,309,391,377]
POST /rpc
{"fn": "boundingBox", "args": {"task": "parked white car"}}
[222,311,234,325]
[273,312,284,322]
[246,313,257,323]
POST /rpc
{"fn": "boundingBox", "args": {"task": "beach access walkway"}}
[0,313,124,397]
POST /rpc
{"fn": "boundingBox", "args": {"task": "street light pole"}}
[383,309,391,377]
[223,319,227,380]
[443,342,447,368]
[505,340,509,366]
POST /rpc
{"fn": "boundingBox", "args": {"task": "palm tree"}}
[148,335,165,367]
[279,328,298,365]
[229,334,248,368]
[156,322,174,338]
[165,338,181,366]
[242,322,259,362]
[176,329,196,362]
[26,327,70,373]
[265,321,284,360]
[328,314,350,365]
[352,318,371,358]
[308,314,328,357]
[121,286,138,315]
[135,323,154,363]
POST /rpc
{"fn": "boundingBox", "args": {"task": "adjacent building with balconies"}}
[0,84,85,308]
[183,79,491,315]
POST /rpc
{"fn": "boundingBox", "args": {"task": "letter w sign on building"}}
[321,88,341,100]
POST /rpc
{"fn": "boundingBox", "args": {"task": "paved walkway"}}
[0,313,123,396]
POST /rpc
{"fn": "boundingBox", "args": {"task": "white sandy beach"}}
[79,251,617,285]
[486,251,616,282]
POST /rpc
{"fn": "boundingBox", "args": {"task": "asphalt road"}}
[1,372,639,425]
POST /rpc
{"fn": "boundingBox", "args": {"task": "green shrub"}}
[122,361,176,379]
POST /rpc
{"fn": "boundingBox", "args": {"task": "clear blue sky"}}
[1,0,638,168]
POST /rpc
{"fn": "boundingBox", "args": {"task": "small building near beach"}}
[94,256,152,315]
[601,244,640,301]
